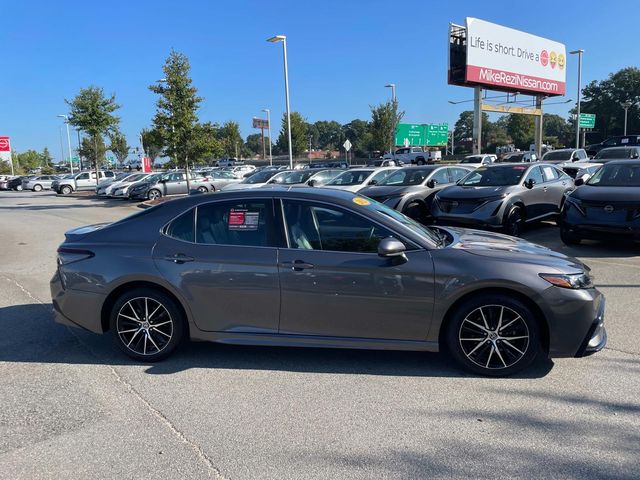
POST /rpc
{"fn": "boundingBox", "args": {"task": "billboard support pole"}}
[473,86,482,154]
[534,96,544,158]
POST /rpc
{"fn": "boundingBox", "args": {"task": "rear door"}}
[165,172,186,195]
[540,165,570,214]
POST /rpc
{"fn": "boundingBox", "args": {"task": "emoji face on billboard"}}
[540,50,549,66]
[557,53,565,70]
[550,51,557,69]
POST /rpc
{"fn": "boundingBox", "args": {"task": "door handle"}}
[163,253,195,264]
[280,260,315,271]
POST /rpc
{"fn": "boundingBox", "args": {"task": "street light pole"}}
[569,49,583,149]
[267,35,293,169]
[57,114,74,173]
[262,108,273,166]
[385,83,397,155]
[621,101,633,135]
[76,129,83,170]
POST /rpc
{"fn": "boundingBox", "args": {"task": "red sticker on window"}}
[229,211,245,225]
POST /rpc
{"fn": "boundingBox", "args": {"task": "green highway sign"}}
[579,113,596,129]
[395,123,449,147]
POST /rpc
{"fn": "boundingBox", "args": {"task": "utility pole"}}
[621,101,633,135]
[569,49,584,149]
[76,129,83,170]
[262,108,273,166]
[472,87,482,154]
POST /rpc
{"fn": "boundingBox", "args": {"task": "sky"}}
[1,0,638,160]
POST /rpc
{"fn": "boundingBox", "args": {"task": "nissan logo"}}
[604,205,614,214]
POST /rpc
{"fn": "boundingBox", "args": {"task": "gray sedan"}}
[22,175,61,191]
[51,188,606,376]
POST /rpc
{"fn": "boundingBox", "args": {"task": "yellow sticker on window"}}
[476,167,487,171]
[352,197,370,206]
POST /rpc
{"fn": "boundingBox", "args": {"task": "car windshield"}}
[586,163,640,187]
[461,156,483,163]
[504,153,525,162]
[326,170,375,186]
[459,165,528,186]
[594,148,637,159]
[269,171,315,184]
[543,150,573,161]
[241,170,277,184]
[378,168,434,186]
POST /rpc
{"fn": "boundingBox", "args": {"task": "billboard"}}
[464,18,566,96]
[0,136,11,165]
[252,118,269,129]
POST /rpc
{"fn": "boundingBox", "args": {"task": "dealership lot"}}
[1,191,639,479]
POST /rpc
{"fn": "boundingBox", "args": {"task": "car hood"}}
[437,185,516,199]
[572,185,640,203]
[222,182,266,191]
[441,226,586,272]
[359,185,425,199]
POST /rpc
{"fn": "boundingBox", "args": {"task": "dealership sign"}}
[0,136,11,165]
[465,18,566,96]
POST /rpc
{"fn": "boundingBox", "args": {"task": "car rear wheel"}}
[61,185,72,195]
[33,184,43,192]
[504,206,523,237]
[15,185,23,191]
[445,294,540,376]
[109,288,185,362]
[147,189,161,200]
[560,226,581,245]
[416,158,425,165]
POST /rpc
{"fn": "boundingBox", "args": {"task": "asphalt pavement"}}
[0,191,638,479]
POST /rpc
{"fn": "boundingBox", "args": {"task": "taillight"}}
[56,247,94,265]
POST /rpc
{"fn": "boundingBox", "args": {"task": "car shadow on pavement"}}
[0,303,554,379]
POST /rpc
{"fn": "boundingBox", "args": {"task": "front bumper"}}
[575,299,607,357]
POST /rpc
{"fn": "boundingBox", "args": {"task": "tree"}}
[343,119,370,157]
[149,50,202,168]
[453,111,493,152]
[543,114,572,147]
[369,101,404,154]
[141,128,164,162]
[276,112,308,157]
[108,130,130,167]
[79,135,107,168]
[312,120,342,150]
[245,133,269,157]
[505,114,535,150]
[581,67,640,141]
[187,122,223,164]
[41,148,53,168]
[218,121,243,158]
[10,150,42,174]
[66,86,120,175]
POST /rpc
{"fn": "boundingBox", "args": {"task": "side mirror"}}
[368,179,378,186]
[307,179,317,187]
[525,178,536,189]
[426,179,437,189]
[574,177,585,186]
[378,237,406,258]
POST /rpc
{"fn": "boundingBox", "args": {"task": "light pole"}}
[569,49,583,149]
[385,83,397,155]
[262,108,273,166]
[621,101,634,135]
[57,114,74,173]
[267,35,293,169]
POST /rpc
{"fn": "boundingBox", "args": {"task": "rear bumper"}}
[50,270,106,334]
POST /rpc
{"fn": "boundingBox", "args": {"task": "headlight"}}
[539,272,593,289]
[564,196,585,216]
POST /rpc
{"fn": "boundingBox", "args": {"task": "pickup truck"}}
[52,170,115,195]
[383,147,441,165]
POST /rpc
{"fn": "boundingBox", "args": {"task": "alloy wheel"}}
[458,304,530,370]
[148,189,160,200]
[116,297,173,356]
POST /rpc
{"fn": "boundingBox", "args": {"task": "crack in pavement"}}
[1,275,229,480]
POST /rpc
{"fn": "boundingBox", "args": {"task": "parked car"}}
[96,172,134,195]
[308,161,348,169]
[497,151,538,163]
[559,162,602,184]
[359,165,473,222]
[560,160,640,245]
[22,175,61,191]
[366,159,401,167]
[0,175,16,190]
[201,170,243,191]
[103,173,150,197]
[263,169,343,188]
[221,169,284,191]
[112,173,165,199]
[320,167,398,193]
[384,147,441,165]
[7,176,34,191]
[432,163,573,236]
[127,171,214,201]
[585,135,640,157]
[52,171,116,195]
[460,154,496,166]
[541,148,589,164]
[591,146,640,163]
[51,188,606,376]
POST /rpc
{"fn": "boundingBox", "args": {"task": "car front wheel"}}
[61,185,72,195]
[109,288,185,362]
[504,206,523,237]
[560,225,581,245]
[33,184,43,192]
[147,189,161,200]
[446,294,540,376]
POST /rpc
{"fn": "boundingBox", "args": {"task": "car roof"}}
[600,159,640,166]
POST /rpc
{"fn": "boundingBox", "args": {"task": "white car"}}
[558,161,602,184]
[459,154,496,166]
[221,169,282,191]
[105,173,150,197]
[320,167,398,193]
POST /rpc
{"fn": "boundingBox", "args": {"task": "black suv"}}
[585,135,640,157]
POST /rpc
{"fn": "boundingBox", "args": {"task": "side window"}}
[371,169,393,182]
[196,200,276,247]
[90,172,97,179]
[525,166,544,184]
[164,209,195,243]
[283,201,394,253]
[430,168,451,185]
[603,138,617,146]
[450,168,469,182]
[104,171,114,178]
[541,166,559,182]
[77,173,89,180]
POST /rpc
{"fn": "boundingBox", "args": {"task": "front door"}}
[278,200,435,341]
[152,199,281,333]
[540,165,570,215]
[522,166,546,219]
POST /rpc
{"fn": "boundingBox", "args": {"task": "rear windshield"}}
[587,163,640,187]
[326,170,375,186]
[460,165,527,186]
[594,148,638,159]
[460,156,483,163]
[378,168,435,186]
[269,170,315,184]
[242,170,277,184]
[543,150,573,161]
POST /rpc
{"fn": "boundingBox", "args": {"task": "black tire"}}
[445,294,541,376]
[61,185,72,195]
[560,225,581,245]
[403,201,428,224]
[147,189,161,201]
[15,184,23,191]
[416,158,426,165]
[109,287,186,362]
[197,186,208,193]
[33,184,43,192]
[503,206,524,237]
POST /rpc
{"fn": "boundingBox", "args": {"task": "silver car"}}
[51,188,606,376]
[320,167,398,192]
[127,171,214,201]
[23,175,61,191]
